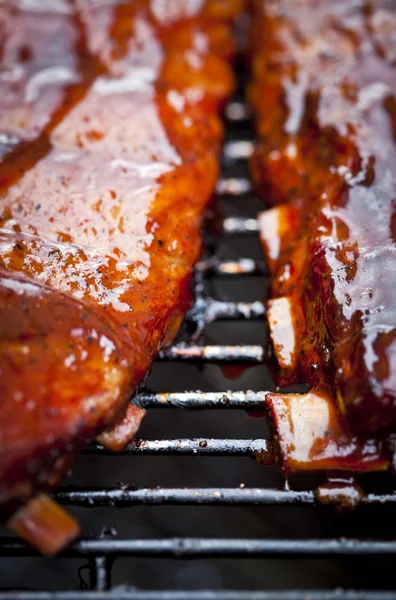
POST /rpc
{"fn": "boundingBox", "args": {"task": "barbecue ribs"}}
[0,0,241,553]
[249,0,396,472]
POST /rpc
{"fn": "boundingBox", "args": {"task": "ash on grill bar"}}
[0,0,396,598]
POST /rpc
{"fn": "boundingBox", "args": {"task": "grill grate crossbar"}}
[157,344,266,364]
[216,176,252,196]
[0,592,396,600]
[44,487,396,508]
[132,390,268,409]
[196,257,266,275]
[84,438,272,457]
[186,298,265,323]
[3,537,396,558]
[221,216,259,234]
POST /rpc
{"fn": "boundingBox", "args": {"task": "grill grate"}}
[5,537,396,559]
[43,487,396,508]
[2,593,396,600]
[1,92,395,600]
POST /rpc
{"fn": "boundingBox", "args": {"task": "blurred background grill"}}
[1,80,396,600]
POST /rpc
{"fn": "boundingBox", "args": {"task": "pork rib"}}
[0,0,241,552]
[249,0,396,471]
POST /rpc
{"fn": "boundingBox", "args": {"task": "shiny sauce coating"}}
[0,0,240,516]
[249,0,396,469]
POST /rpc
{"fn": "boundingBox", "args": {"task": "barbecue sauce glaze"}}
[250,0,396,471]
[0,0,241,542]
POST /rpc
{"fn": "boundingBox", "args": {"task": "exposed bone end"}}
[8,494,80,556]
[266,390,389,473]
[258,206,297,273]
[267,296,301,373]
[97,404,146,452]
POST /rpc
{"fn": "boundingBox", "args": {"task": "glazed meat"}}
[0,0,241,552]
[249,0,396,471]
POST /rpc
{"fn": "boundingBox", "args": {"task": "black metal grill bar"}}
[132,390,268,409]
[90,556,112,592]
[216,177,251,196]
[157,344,266,364]
[54,487,304,507]
[196,257,266,276]
[50,487,396,508]
[187,299,265,323]
[221,216,259,234]
[3,537,396,558]
[225,99,251,122]
[0,591,395,600]
[84,438,272,457]
[223,140,254,160]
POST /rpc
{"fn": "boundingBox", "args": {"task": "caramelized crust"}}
[0,0,240,529]
[0,269,132,519]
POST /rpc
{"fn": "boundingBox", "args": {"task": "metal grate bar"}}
[223,140,254,160]
[186,299,265,324]
[157,344,266,364]
[89,556,112,591]
[2,592,396,600]
[132,390,268,409]
[53,487,303,508]
[84,438,272,457]
[216,177,252,196]
[225,99,251,122]
[196,257,266,276]
[4,537,396,558]
[221,216,259,234]
[50,487,396,508]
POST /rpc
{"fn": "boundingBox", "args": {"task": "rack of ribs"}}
[249,0,396,474]
[0,0,242,554]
